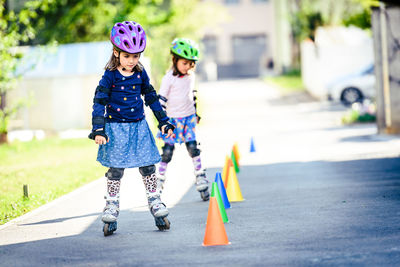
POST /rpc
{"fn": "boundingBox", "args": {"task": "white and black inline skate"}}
[195,169,210,201]
[147,192,170,230]
[102,193,119,236]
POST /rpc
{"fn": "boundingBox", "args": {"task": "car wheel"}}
[341,87,363,106]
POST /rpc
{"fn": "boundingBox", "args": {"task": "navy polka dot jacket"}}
[91,68,168,131]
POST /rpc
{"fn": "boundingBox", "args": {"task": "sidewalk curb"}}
[0,177,104,231]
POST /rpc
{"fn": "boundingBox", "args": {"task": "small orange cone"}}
[222,157,233,188]
[226,165,244,202]
[203,197,230,246]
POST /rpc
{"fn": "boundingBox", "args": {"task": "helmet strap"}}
[122,67,134,73]
[116,51,134,73]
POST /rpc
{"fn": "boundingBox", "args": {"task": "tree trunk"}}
[0,132,8,144]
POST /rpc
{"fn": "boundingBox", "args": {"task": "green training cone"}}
[211,182,229,223]
[231,150,240,173]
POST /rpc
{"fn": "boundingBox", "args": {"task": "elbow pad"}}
[159,95,168,110]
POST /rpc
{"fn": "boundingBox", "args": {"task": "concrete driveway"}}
[1,79,400,266]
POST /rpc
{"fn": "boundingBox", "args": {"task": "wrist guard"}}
[164,122,175,133]
[196,113,201,123]
[159,121,175,133]
[88,129,109,141]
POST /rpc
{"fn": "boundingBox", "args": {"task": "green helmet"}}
[170,38,199,61]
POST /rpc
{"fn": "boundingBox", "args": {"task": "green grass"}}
[0,137,106,225]
[341,110,376,124]
[264,69,304,94]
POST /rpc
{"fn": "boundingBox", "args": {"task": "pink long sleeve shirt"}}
[158,70,196,118]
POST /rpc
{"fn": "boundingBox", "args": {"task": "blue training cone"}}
[250,137,256,153]
[215,172,231,209]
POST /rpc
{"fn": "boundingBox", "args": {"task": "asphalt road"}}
[1,79,400,266]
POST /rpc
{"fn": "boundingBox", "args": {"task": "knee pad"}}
[139,165,156,176]
[105,168,125,180]
[161,144,175,163]
[185,141,200,158]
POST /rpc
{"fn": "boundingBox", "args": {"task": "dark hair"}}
[105,47,143,72]
[171,53,196,76]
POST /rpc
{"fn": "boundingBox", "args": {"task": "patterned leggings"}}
[106,165,158,195]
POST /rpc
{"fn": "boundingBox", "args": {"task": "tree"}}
[342,0,380,29]
[28,0,227,87]
[286,0,379,70]
[0,0,49,143]
[28,0,118,45]
[124,0,227,87]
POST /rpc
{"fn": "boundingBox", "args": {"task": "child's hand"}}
[95,135,108,145]
[88,128,109,144]
[196,113,201,124]
[161,123,175,138]
[165,128,174,138]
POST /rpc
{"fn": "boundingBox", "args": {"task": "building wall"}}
[8,75,100,132]
[8,41,151,132]
[202,0,279,78]
[215,0,275,64]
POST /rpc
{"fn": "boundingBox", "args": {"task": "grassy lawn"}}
[264,69,305,94]
[0,137,106,225]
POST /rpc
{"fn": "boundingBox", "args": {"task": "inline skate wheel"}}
[155,217,170,231]
[200,190,210,201]
[103,222,117,236]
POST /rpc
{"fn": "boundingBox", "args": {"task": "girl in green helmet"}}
[157,38,210,201]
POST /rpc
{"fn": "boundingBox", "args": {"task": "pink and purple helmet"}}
[110,21,146,54]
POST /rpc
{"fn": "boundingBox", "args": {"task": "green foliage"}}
[287,0,378,42]
[290,10,323,42]
[141,0,228,87]
[341,101,377,124]
[0,0,47,136]
[343,8,371,29]
[352,0,380,9]
[29,0,227,87]
[264,69,304,94]
[0,137,106,225]
[29,0,118,45]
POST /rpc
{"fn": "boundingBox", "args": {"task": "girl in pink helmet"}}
[89,21,174,235]
[157,38,210,201]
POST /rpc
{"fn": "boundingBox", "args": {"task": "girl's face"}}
[114,50,140,71]
[176,58,194,75]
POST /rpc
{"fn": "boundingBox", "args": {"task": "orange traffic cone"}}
[202,197,230,246]
[222,157,233,188]
[226,165,244,202]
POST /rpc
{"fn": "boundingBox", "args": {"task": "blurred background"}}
[3,0,399,139]
[1,0,400,225]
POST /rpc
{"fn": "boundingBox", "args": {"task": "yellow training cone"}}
[233,143,240,164]
[226,165,244,202]
[222,156,233,188]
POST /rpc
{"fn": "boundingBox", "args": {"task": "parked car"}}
[327,65,375,106]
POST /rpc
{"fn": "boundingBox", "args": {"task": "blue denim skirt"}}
[97,120,161,168]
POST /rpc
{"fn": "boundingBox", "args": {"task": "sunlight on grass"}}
[0,138,106,225]
[264,70,304,94]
